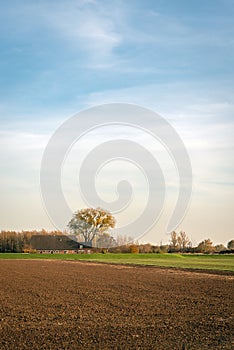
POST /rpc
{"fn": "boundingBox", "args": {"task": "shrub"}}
[129,244,139,254]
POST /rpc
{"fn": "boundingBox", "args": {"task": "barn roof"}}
[30,235,85,250]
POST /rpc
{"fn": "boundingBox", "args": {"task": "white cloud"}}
[77,82,234,196]
[0,130,48,190]
[40,1,122,67]
[0,130,48,151]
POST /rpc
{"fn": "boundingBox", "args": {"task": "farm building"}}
[29,235,91,254]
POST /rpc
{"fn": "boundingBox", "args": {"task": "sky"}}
[0,0,234,245]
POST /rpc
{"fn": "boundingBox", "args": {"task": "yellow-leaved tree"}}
[68,207,116,247]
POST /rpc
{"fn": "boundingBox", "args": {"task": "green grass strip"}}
[0,253,233,272]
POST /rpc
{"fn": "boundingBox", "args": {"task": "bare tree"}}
[116,234,134,246]
[96,233,117,248]
[68,207,116,246]
[177,231,191,252]
[170,231,178,252]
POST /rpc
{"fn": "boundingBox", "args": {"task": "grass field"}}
[0,252,233,272]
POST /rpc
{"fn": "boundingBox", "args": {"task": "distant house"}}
[30,235,91,254]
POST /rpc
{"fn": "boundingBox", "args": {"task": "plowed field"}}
[0,260,233,349]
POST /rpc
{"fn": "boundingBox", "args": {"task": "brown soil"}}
[0,260,233,350]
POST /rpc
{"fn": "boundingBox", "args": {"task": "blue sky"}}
[0,0,234,245]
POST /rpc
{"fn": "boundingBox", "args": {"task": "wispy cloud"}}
[0,0,233,242]
[47,4,122,66]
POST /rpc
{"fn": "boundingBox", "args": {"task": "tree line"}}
[0,229,233,254]
[67,208,234,253]
[0,207,233,254]
[108,233,234,254]
[0,230,63,253]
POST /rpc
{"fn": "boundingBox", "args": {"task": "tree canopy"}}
[68,207,116,246]
[227,240,234,250]
[196,239,215,253]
